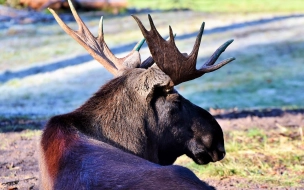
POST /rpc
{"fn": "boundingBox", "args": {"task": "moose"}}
[39,0,235,189]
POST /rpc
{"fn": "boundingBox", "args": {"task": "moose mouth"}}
[191,151,213,165]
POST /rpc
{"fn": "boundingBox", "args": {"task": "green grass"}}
[20,129,41,139]
[176,127,304,187]
[128,0,304,13]
[0,0,24,8]
[178,39,304,109]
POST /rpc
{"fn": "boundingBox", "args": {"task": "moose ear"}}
[133,64,173,101]
[122,51,141,69]
[117,51,142,76]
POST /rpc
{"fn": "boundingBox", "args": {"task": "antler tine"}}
[133,38,146,51]
[132,14,167,46]
[133,14,235,85]
[168,26,175,44]
[140,34,176,69]
[49,0,144,76]
[199,39,235,73]
[188,22,205,62]
[48,1,117,75]
[97,16,135,70]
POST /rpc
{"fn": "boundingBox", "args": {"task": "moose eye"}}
[164,87,174,94]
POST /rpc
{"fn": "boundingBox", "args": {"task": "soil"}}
[0,109,303,190]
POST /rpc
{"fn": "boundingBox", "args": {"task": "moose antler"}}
[49,0,145,76]
[133,14,235,85]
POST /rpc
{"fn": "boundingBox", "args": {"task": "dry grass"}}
[176,126,304,188]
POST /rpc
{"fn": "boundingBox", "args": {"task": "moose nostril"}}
[217,144,225,152]
[212,144,226,161]
[214,148,225,161]
[218,149,226,160]
[217,144,225,155]
[221,151,226,159]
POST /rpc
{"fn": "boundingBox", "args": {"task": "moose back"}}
[39,0,235,189]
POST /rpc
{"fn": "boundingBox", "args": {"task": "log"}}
[19,0,127,11]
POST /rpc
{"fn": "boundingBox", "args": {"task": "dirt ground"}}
[0,109,303,190]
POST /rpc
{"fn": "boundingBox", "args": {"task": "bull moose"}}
[39,0,235,189]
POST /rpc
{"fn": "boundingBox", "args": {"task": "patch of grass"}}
[176,127,304,187]
[0,116,46,132]
[6,79,21,87]
[1,0,21,8]
[20,129,41,139]
[0,124,39,133]
[129,0,304,13]
[246,128,265,138]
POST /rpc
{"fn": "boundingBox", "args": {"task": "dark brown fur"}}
[39,66,224,189]
[40,120,214,189]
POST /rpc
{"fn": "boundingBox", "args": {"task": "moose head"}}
[46,1,235,166]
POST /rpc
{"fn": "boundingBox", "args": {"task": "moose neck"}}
[73,75,160,163]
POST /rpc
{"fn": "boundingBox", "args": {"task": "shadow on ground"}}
[0,116,45,132]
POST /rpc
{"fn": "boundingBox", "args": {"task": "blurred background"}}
[0,1,304,189]
[1,0,304,117]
